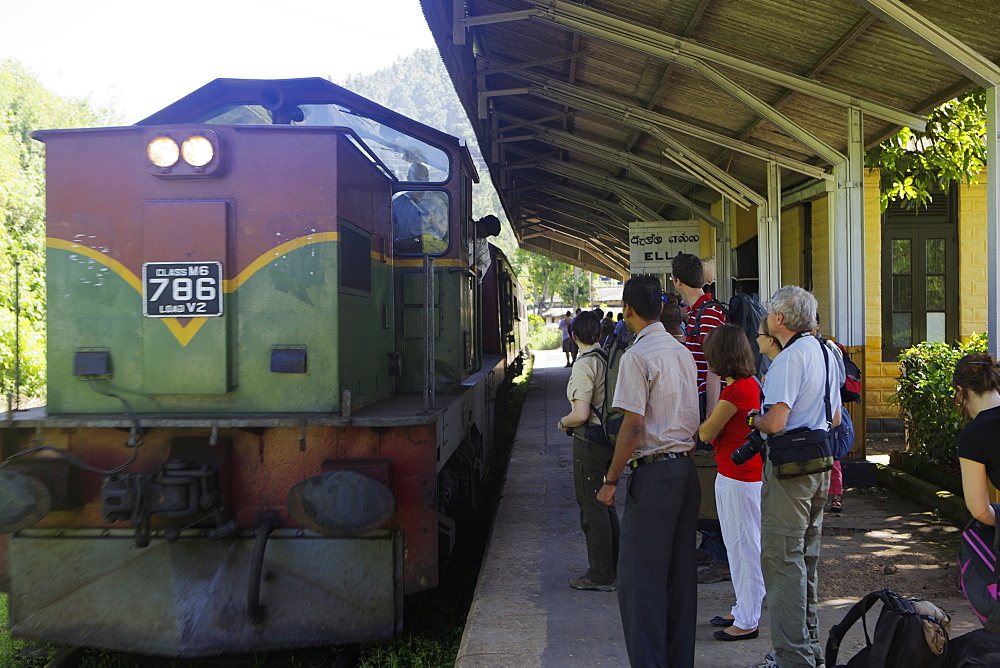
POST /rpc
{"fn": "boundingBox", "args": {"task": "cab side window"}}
[391,189,450,255]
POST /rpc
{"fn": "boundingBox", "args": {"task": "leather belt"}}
[628,451,684,470]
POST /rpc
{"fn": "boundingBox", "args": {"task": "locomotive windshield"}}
[199,102,449,183]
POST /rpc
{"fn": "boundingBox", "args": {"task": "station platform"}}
[456,349,980,668]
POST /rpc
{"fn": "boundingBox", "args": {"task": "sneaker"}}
[697,562,731,583]
[757,651,822,668]
[568,575,616,592]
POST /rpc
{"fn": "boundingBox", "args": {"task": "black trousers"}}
[573,436,620,583]
[618,456,700,667]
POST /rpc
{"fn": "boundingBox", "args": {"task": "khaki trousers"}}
[760,458,830,668]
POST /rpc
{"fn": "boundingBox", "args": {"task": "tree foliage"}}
[510,249,592,315]
[866,89,986,211]
[0,59,107,400]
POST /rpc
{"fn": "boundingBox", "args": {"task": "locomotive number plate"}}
[142,262,223,318]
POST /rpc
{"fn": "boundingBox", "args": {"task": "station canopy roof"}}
[420,0,1000,279]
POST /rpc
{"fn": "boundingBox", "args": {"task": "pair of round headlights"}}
[147,135,214,168]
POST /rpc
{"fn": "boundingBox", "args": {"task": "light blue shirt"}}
[762,334,843,433]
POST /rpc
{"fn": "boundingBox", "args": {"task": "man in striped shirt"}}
[672,253,731,585]
[597,275,700,667]
[672,253,726,415]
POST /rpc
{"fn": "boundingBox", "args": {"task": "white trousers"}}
[715,474,766,630]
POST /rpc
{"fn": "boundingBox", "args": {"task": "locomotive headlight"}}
[147,136,180,167]
[181,135,214,167]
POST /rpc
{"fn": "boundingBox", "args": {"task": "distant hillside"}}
[338,50,517,255]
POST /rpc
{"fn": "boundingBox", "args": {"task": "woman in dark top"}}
[956,352,1000,526]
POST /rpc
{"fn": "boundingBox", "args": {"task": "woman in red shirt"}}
[698,324,765,640]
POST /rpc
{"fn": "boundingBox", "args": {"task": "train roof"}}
[136,77,479,182]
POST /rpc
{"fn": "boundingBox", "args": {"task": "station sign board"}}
[628,221,701,274]
[143,261,223,318]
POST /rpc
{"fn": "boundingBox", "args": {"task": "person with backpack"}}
[557,311,619,593]
[698,325,766,642]
[672,252,731,584]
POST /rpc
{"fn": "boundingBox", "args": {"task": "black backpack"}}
[943,628,1000,666]
[826,588,950,668]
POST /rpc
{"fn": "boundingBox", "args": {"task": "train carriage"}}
[0,78,526,656]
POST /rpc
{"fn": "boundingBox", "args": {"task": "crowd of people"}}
[555,254,853,668]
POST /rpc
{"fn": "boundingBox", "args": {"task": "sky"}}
[0,0,437,122]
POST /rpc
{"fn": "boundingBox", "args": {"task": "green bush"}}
[890,332,988,465]
[527,313,562,350]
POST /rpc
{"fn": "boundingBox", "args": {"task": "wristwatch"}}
[603,475,618,486]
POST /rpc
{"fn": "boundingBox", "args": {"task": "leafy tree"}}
[556,266,592,311]
[511,249,593,314]
[0,59,107,400]
[866,89,986,211]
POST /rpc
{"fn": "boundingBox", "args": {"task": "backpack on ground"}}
[825,588,951,668]
[958,502,1000,633]
[725,292,771,381]
[943,628,1000,666]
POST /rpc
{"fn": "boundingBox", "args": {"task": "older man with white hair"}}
[747,286,842,668]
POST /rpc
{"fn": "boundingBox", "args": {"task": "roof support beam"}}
[987,85,1000,357]
[849,0,1000,88]
[481,52,581,77]
[494,65,831,179]
[453,2,540,45]
[830,107,866,346]
[482,57,844,165]
[494,111,731,190]
[532,157,664,212]
[694,60,845,165]
[520,235,629,280]
[643,125,762,208]
[721,14,875,165]
[536,157,723,227]
[477,87,534,119]
[519,214,630,267]
[628,165,723,229]
[758,162,782,301]
[519,0,927,130]
[490,112,570,135]
[527,204,632,257]
[533,181,638,227]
